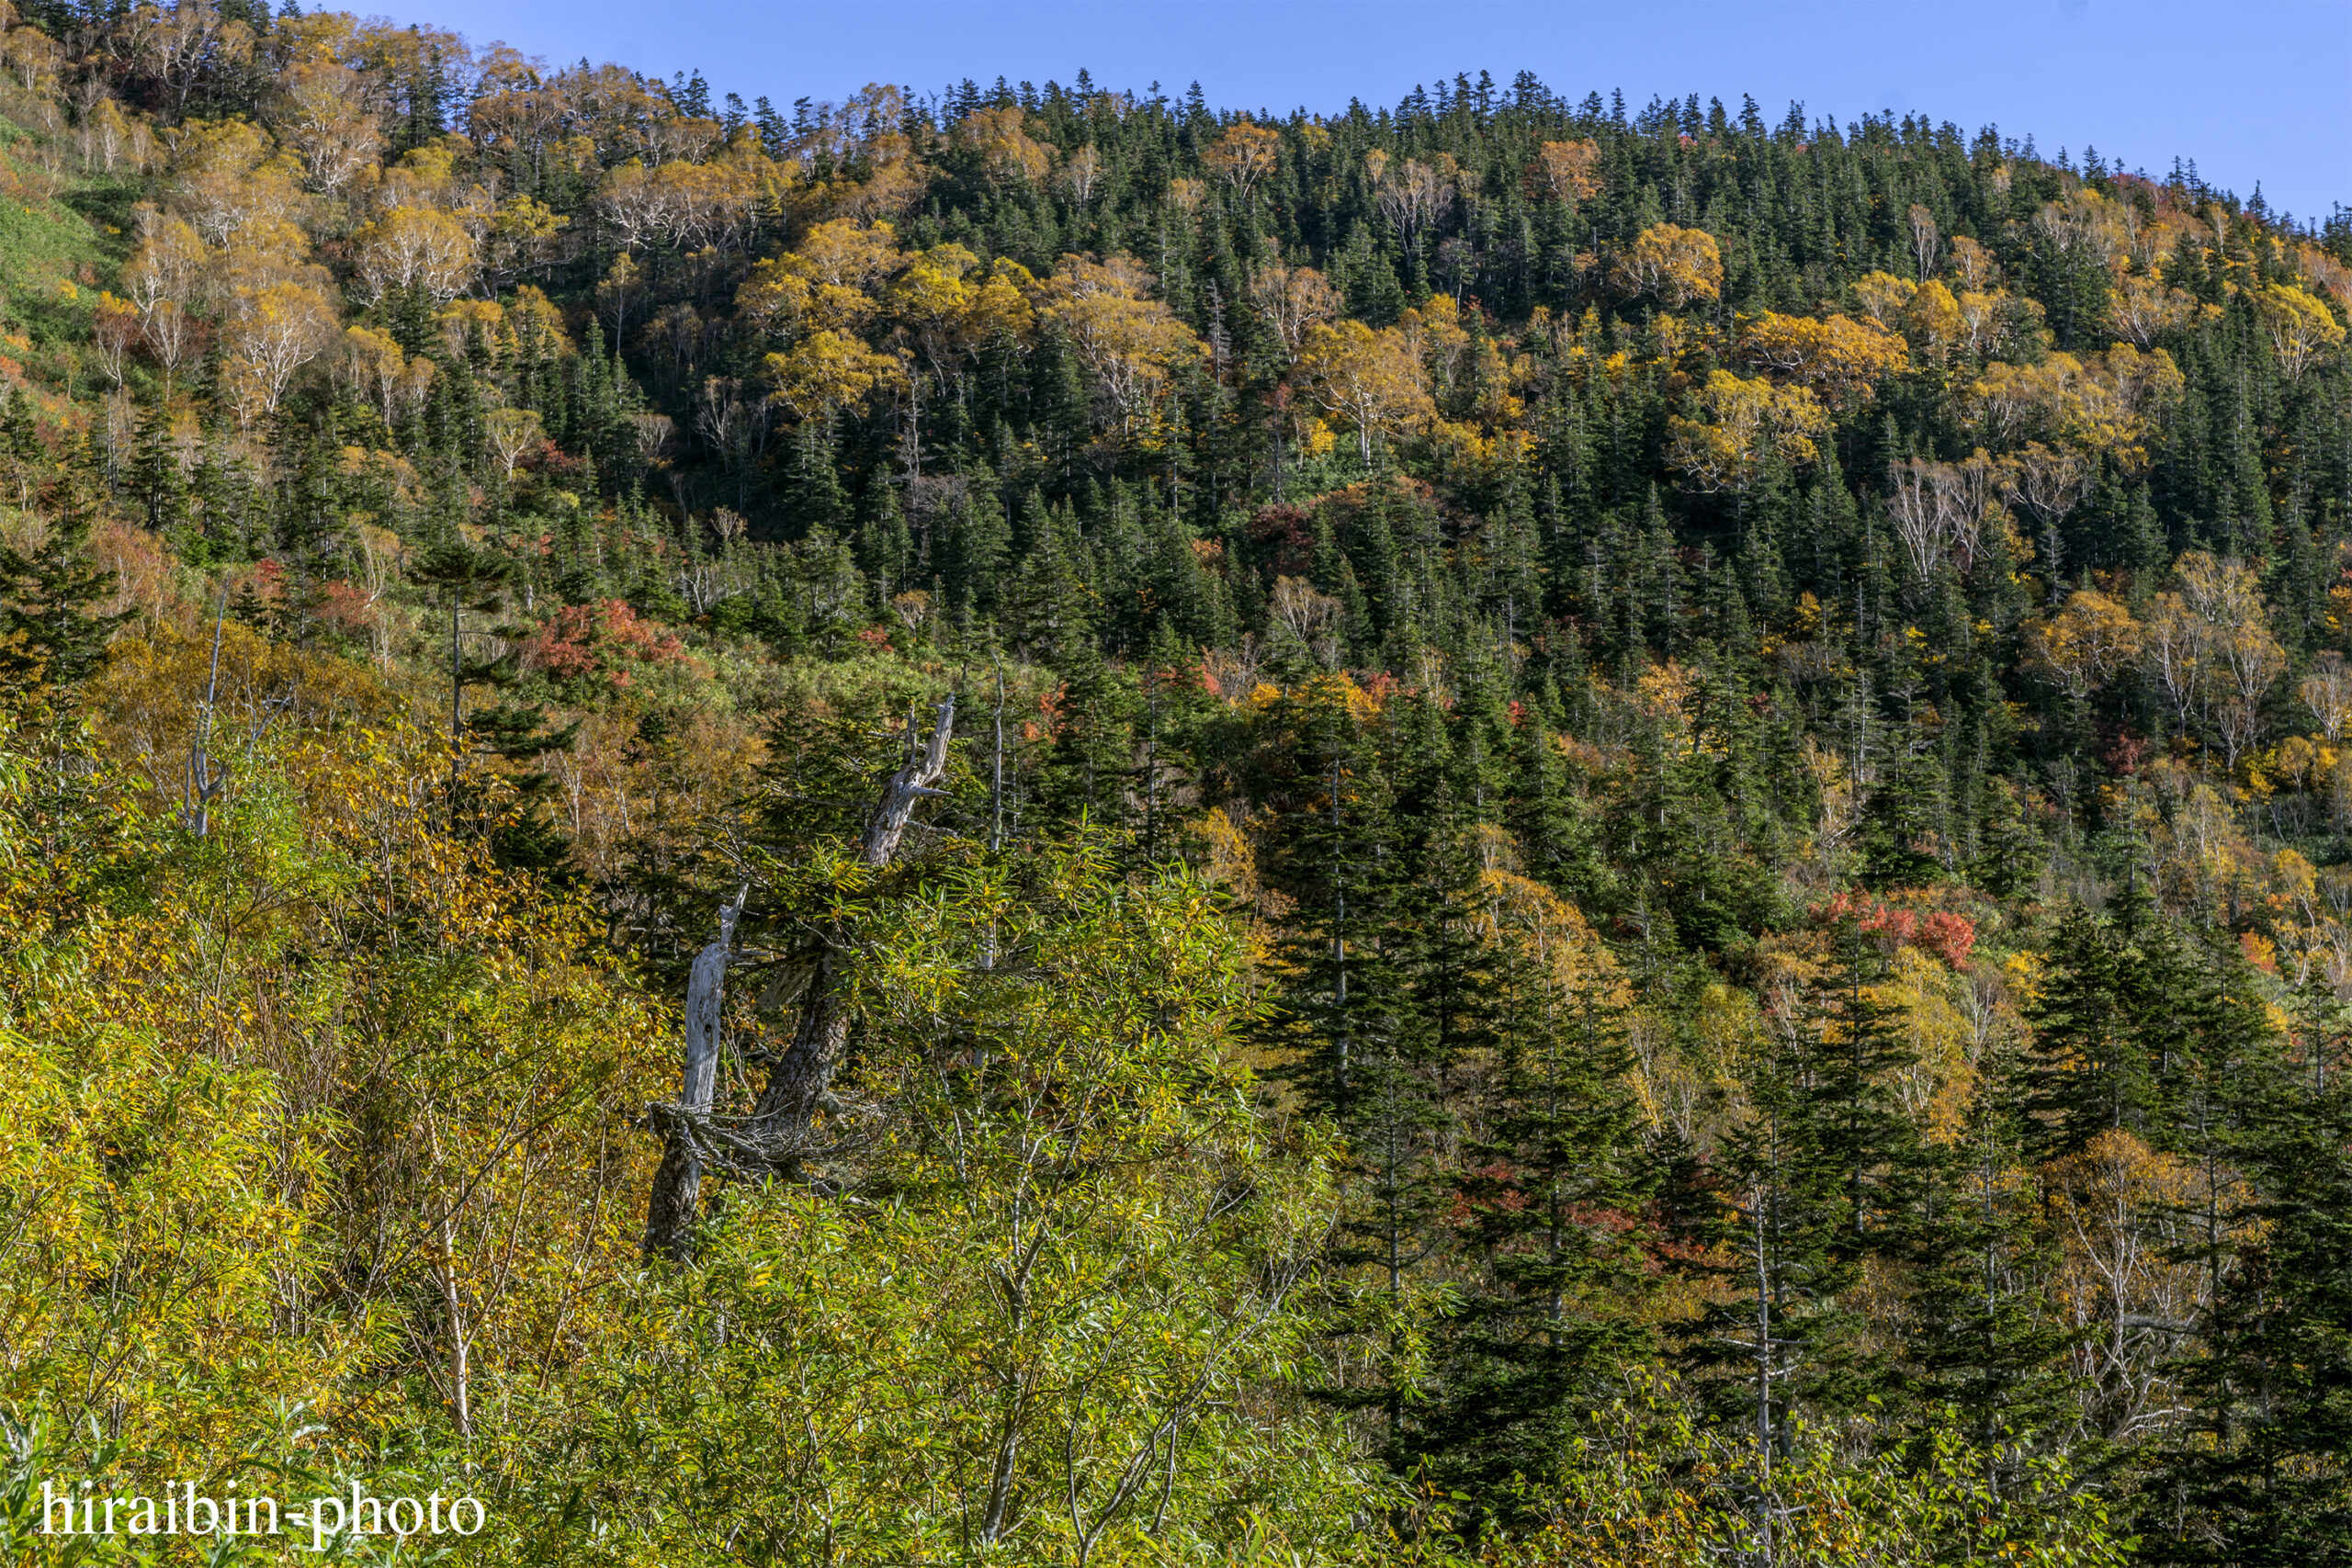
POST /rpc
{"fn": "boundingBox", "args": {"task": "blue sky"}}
[382,0,2351,224]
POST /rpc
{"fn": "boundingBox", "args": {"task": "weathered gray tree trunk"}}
[752,695,955,1134]
[641,696,954,1258]
[185,595,229,837]
[641,888,744,1260]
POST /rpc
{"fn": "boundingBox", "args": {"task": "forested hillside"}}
[0,1,2346,1562]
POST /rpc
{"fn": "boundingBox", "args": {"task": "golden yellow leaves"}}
[1611,222,1722,309]
[734,220,1044,424]
[1943,233,1997,292]
[763,332,906,423]
[886,243,1034,382]
[1,19,66,96]
[1955,282,2038,358]
[75,96,157,175]
[351,202,477,303]
[484,192,569,288]
[956,105,1051,186]
[220,278,338,429]
[1204,118,1282,197]
[0,1021,365,1472]
[1737,310,1909,410]
[2256,282,2346,379]
[1963,344,2184,473]
[2027,589,2142,699]
[334,323,434,425]
[1471,867,1623,1003]
[1842,270,1969,362]
[1031,253,1206,436]
[1904,279,1962,356]
[594,140,772,254]
[275,57,381,194]
[2031,184,2134,271]
[1852,269,1916,327]
[738,218,902,339]
[1664,370,1830,495]
[1294,317,1435,463]
[93,620,401,789]
[20,677,670,1467]
[164,116,306,245]
[91,289,140,386]
[1528,138,1601,206]
[113,114,351,417]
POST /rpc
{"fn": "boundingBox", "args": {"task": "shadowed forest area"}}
[0,1,2347,1562]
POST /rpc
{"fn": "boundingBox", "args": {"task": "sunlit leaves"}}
[2027,589,2143,700]
[1665,370,1829,495]
[1528,137,1602,206]
[761,330,905,424]
[2256,281,2346,379]
[548,845,1373,1563]
[1030,252,1206,439]
[1294,317,1436,463]
[1611,222,1723,310]
[955,104,1051,186]
[350,203,477,304]
[1247,263,1343,359]
[1963,344,2185,472]
[1737,310,1910,411]
[1204,116,1282,197]
[218,278,337,429]
[735,218,899,341]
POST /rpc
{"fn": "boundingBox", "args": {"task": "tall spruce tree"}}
[1894,1039,2084,1460]
[0,479,128,695]
[1421,976,1653,1518]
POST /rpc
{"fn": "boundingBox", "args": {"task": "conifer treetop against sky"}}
[384,0,2347,222]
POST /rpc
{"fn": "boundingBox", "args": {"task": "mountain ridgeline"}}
[0,2,2346,1563]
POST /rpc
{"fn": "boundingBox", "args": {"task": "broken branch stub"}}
[641,886,745,1261]
[758,694,956,1133]
[642,694,956,1259]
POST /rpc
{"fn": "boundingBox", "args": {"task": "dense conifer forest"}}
[0,1,2347,1562]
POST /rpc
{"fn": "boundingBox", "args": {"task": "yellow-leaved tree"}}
[1666,370,1831,497]
[1295,317,1438,463]
[3,626,667,1495]
[1611,222,1723,310]
[1738,311,1911,411]
[2256,282,2346,380]
[2028,589,2143,701]
[1030,253,1206,440]
[885,243,1034,390]
[1204,116,1282,198]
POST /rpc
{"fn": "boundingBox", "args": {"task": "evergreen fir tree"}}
[0,479,129,694]
[2023,904,2153,1161]
[1807,914,1918,1247]
[1421,977,1654,1517]
[1894,1039,2084,1458]
[2156,1073,2352,1565]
